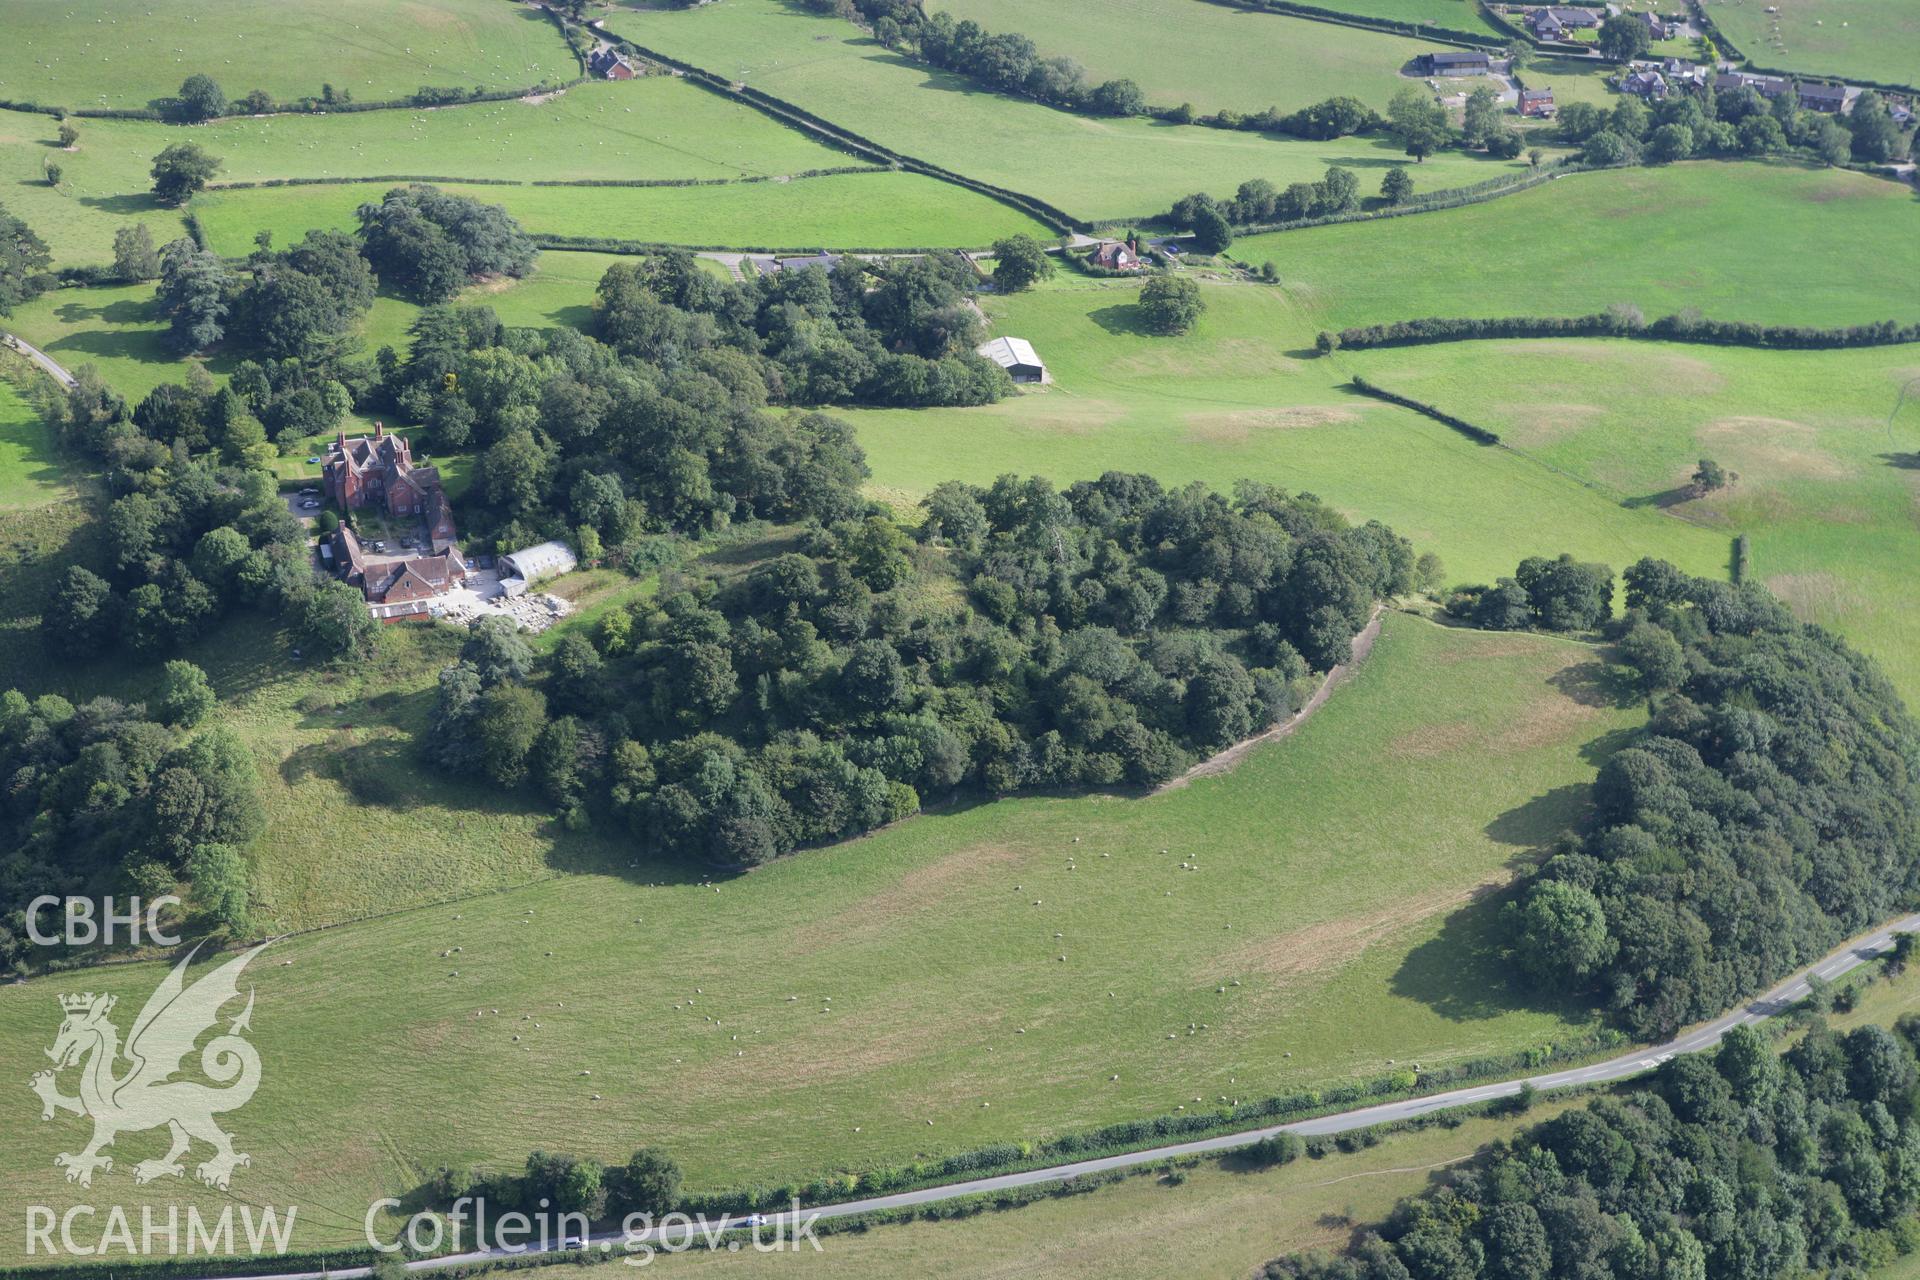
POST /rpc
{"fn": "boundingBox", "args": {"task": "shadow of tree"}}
[1621,486,1695,510]
[1548,659,1640,711]
[1089,303,1150,337]
[78,192,165,216]
[1880,451,1920,470]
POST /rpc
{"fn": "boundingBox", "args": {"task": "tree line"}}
[1558,79,1913,170]
[420,472,1424,869]
[1265,1015,1920,1280]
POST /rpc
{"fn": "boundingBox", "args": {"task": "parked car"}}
[305,456,321,464]
[302,500,320,510]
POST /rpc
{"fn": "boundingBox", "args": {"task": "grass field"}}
[1340,340,1920,700]
[853,279,1731,588]
[605,0,1535,221]
[0,0,578,112]
[1272,0,1507,36]
[932,0,1453,114]
[0,614,1629,1253]
[0,378,72,510]
[192,170,1052,254]
[1704,0,1920,87]
[1236,161,1920,331]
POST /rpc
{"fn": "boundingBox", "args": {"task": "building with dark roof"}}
[1422,50,1492,75]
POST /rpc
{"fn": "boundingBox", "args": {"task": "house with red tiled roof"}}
[322,423,459,553]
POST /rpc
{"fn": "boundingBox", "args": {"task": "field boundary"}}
[603,36,1085,232]
[203,166,883,192]
[1332,311,1920,351]
[1195,0,1505,49]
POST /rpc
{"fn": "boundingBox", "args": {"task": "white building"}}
[498,540,578,594]
[976,336,1049,384]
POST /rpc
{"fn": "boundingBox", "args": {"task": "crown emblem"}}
[59,992,102,1013]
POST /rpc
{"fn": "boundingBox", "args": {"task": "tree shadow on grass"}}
[1880,451,1920,470]
[1089,303,1150,337]
[77,192,166,217]
[1548,658,1641,711]
[1388,783,1598,1023]
[1621,486,1696,510]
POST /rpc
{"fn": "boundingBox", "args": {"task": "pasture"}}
[1339,340,1920,701]
[191,171,1052,255]
[854,280,1730,588]
[0,377,72,510]
[0,0,577,112]
[932,0,1452,113]
[1271,0,1507,37]
[1236,161,1920,331]
[0,614,1627,1248]
[605,0,1535,221]
[1704,0,1920,88]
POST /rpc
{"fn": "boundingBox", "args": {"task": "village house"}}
[1526,6,1601,38]
[1087,238,1146,271]
[1421,50,1492,76]
[1635,11,1672,40]
[747,251,842,276]
[1621,68,1669,100]
[323,424,458,553]
[1715,70,1790,100]
[1797,81,1851,113]
[1518,87,1556,117]
[588,47,637,80]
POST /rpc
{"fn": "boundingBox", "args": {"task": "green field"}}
[0,0,578,112]
[1236,161,1920,331]
[853,278,1726,588]
[1342,340,1920,700]
[192,170,1051,254]
[933,0,1451,114]
[0,614,1628,1253]
[1274,0,1507,37]
[0,377,72,510]
[606,0,1535,221]
[1705,0,1920,87]
[0,111,192,273]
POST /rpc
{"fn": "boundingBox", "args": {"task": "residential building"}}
[1622,69,1670,99]
[1518,87,1556,117]
[1797,81,1850,113]
[588,47,637,80]
[323,424,458,553]
[1087,239,1145,271]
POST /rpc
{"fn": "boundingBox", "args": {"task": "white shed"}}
[976,336,1048,384]
[499,540,577,585]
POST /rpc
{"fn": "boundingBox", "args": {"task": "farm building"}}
[1526,6,1600,37]
[588,47,637,80]
[330,523,472,613]
[1422,50,1491,76]
[1518,87,1556,117]
[748,251,842,276]
[500,541,578,591]
[976,337,1048,384]
[1715,70,1790,100]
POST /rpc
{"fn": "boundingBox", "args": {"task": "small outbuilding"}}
[977,336,1049,385]
[1422,50,1491,76]
[499,540,578,587]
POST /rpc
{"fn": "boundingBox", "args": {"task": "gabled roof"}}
[1427,50,1490,65]
[977,336,1044,371]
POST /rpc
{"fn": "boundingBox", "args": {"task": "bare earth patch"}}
[1184,405,1359,444]
[1698,416,1853,481]
[1494,401,1605,448]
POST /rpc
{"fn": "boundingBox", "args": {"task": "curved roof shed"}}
[500,540,577,584]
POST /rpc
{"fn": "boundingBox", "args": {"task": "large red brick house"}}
[323,424,458,553]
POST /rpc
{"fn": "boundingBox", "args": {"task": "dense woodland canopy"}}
[424,471,1416,869]
[1266,1018,1920,1280]
[1504,560,1920,1039]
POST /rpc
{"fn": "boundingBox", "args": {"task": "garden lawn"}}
[1239,161,1920,331]
[1339,340,1920,701]
[0,613,1627,1257]
[0,0,577,112]
[933,0,1451,114]
[192,171,1052,254]
[1704,0,1920,88]
[606,0,1531,221]
[851,280,1729,589]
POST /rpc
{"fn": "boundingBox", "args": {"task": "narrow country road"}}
[180,909,1920,1280]
[2,332,77,389]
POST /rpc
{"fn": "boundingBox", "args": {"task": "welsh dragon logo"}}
[29,943,267,1191]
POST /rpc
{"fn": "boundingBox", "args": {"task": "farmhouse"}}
[976,336,1048,384]
[1797,81,1851,113]
[748,251,842,275]
[588,47,637,80]
[1087,239,1145,271]
[1518,87,1556,117]
[1421,50,1491,76]
[1635,11,1671,40]
[499,540,578,592]
[1526,6,1600,37]
[323,424,458,553]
